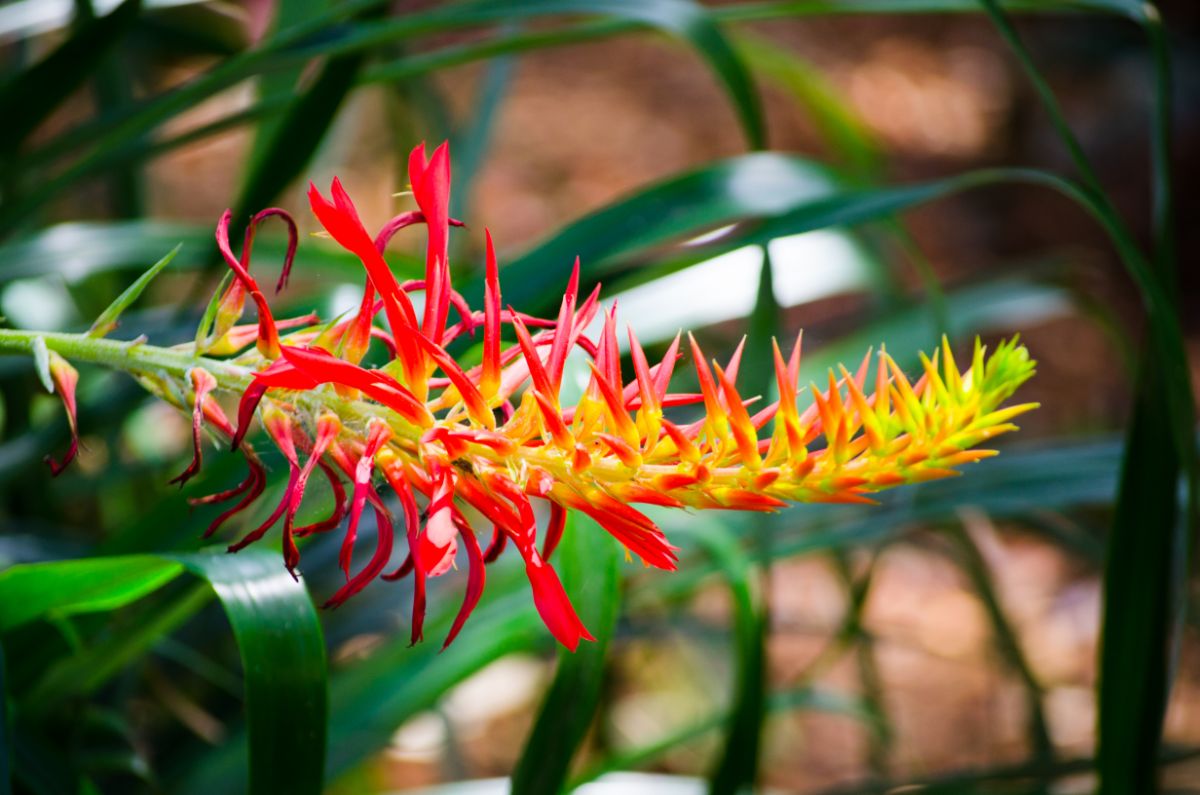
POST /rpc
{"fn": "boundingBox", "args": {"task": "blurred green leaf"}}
[246,0,332,170]
[973,7,1190,793]
[574,684,882,787]
[742,246,780,401]
[0,647,9,795]
[512,516,620,794]
[480,153,848,314]
[733,31,881,179]
[686,521,766,795]
[24,581,212,714]
[0,556,183,633]
[1098,363,1178,794]
[0,0,141,157]
[0,220,413,284]
[323,578,547,783]
[175,550,327,795]
[87,243,180,337]
[3,0,1146,233]
[232,47,368,238]
[946,524,1051,762]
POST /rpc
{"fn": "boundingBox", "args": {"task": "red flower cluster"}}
[40,142,1037,650]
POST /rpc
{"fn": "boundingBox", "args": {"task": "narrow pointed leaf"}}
[87,244,181,337]
[174,550,327,795]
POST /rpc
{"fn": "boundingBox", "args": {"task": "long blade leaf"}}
[511,516,620,794]
[0,556,183,633]
[175,551,328,795]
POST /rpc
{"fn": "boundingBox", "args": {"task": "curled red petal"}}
[483,525,507,563]
[442,515,486,648]
[198,452,267,538]
[246,208,299,294]
[294,458,347,537]
[542,503,567,561]
[325,499,395,608]
[525,553,593,652]
[308,180,422,378]
[340,422,391,577]
[215,210,282,357]
[170,368,219,487]
[227,465,299,555]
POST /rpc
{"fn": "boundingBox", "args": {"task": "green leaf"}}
[30,336,52,393]
[972,8,1190,793]
[0,0,142,156]
[231,48,368,239]
[478,153,848,315]
[5,0,1144,233]
[0,556,183,633]
[87,243,180,338]
[323,578,547,782]
[684,521,766,795]
[1097,357,1178,794]
[511,515,621,794]
[0,550,327,794]
[733,31,881,179]
[23,582,212,714]
[245,0,332,171]
[742,246,780,403]
[946,524,1051,762]
[1,647,10,795]
[175,550,327,795]
[0,220,413,285]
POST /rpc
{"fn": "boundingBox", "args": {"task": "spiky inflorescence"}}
[41,142,1038,650]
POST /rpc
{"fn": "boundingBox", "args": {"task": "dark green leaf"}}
[0,647,10,795]
[0,556,183,633]
[245,0,332,171]
[232,50,368,235]
[1097,358,1178,794]
[684,522,766,795]
[23,582,212,714]
[0,220,413,284]
[478,153,848,315]
[733,31,881,179]
[324,577,547,782]
[174,550,328,795]
[0,0,142,156]
[511,516,620,794]
[742,246,780,403]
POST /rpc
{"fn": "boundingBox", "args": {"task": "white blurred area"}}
[596,230,871,350]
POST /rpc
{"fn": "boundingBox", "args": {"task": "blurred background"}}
[1,1,1198,793]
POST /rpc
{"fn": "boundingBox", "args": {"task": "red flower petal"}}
[525,553,593,652]
[43,351,79,476]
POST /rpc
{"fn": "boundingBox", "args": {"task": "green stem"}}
[0,329,250,387]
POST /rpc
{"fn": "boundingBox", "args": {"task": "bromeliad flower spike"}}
[2,142,1038,650]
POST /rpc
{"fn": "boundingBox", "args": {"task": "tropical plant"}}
[0,1,1191,794]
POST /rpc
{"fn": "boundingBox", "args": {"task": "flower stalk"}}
[1,142,1038,650]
